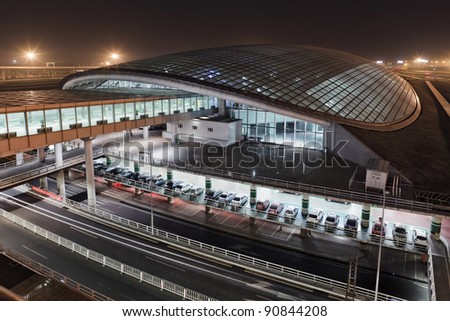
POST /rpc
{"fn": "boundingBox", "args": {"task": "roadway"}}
[0,78,61,91]
[25,176,430,300]
[0,186,328,301]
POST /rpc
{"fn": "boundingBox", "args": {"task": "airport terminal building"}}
[1,44,449,234]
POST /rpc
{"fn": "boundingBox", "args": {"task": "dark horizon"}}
[1,0,449,65]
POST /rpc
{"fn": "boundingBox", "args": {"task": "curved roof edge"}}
[61,69,420,131]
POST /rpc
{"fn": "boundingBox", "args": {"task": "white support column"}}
[15,152,24,165]
[143,126,149,140]
[82,137,96,208]
[55,143,63,168]
[430,216,442,240]
[56,170,66,199]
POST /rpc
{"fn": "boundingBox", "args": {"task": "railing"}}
[52,193,404,301]
[2,248,112,301]
[0,155,38,169]
[0,149,104,189]
[0,208,216,301]
[427,247,436,301]
[104,148,440,215]
[98,167,428,255]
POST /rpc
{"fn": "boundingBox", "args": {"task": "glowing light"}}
[415,58,429,63]
[397,60,404,64]
[376,60,384,64]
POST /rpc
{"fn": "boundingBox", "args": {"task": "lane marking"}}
[69,226,98,239]
[22,245,48,260]
[145,256,186,272]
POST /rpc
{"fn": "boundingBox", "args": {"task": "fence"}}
[104,148,437,214]
[0,149,104,189]
[0,208,216,301]
[2,248,112,301]
[53,193,404,301]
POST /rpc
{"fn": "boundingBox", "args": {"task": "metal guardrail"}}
[427,247,436,301]
[0,149,104,189]
[98,168,428,255]
[50,192,404,301]
[0,155,38,169]
[104,148,439,215]
[0,208,216,301]
[2,248,112,301]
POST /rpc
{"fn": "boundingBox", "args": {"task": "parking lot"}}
[87,156,431,254]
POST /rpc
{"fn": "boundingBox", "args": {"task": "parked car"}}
[174,182,193,194]
[188,186,204,198]
[137,173,151,183]
[344,215,359,236]
[118,170,134,180]
[284,206,299,223]
[412,229,428,251]
[268,202,284,219]
[105,166,128,175]
[230,194,248,210]
[151,176,166,187]
[371,220,386,238]
[218,192,236,204]
[255,199,271,212]
[393,224,408,246]
[307,209,324,224]
[324,213,340,231]
[165,180,184,191]
[204,189,223,201]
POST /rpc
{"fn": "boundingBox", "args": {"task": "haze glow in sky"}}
[1,0,449,65]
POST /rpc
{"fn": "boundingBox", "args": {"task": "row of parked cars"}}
[90,163,430,251]
[370,219,428,251]
[203,189,249,210]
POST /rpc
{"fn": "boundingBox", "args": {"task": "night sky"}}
[1,0,449,65]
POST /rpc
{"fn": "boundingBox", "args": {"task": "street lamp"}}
[374,189,389,301]
[149,152,154,235]
[26,51,36,67]
[111,53,119,65]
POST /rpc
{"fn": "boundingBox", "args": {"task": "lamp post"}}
[149,152,154,235]
[374,189,388,301]
[111,53,119,65]
[26,51,36,67]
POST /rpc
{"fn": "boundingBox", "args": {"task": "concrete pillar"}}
[217,98,226,117]
[15,153,24,165]
[430,216,442,240]
[82,137,96,208]
[301,193,309,216]
[56,170,66,199]
[205,175,212,214]
[143,126,149,140]
[133,161,142,194]
[37,147,46,162]
[250,184,257,206]
[55,143,63,168]
[361,204,370,228]
[249,217,256,225]
[167,169,174,204]
[39,176,48,190]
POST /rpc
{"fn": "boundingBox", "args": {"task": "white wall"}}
[164,119,242,146]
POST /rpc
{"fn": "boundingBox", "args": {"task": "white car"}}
[174,182,193,194]
[230,194,248,210]
[284,206,299,223]
[393,224,408,246]
[324,213,340,231]
[188,186,204,198]
[413,229,428,251]
[306,209,324,224]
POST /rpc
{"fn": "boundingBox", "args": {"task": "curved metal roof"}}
[61,45,420,130]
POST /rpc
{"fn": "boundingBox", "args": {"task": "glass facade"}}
[78,44,418,127]
[0,95,216,138]
[228,102,324,149]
